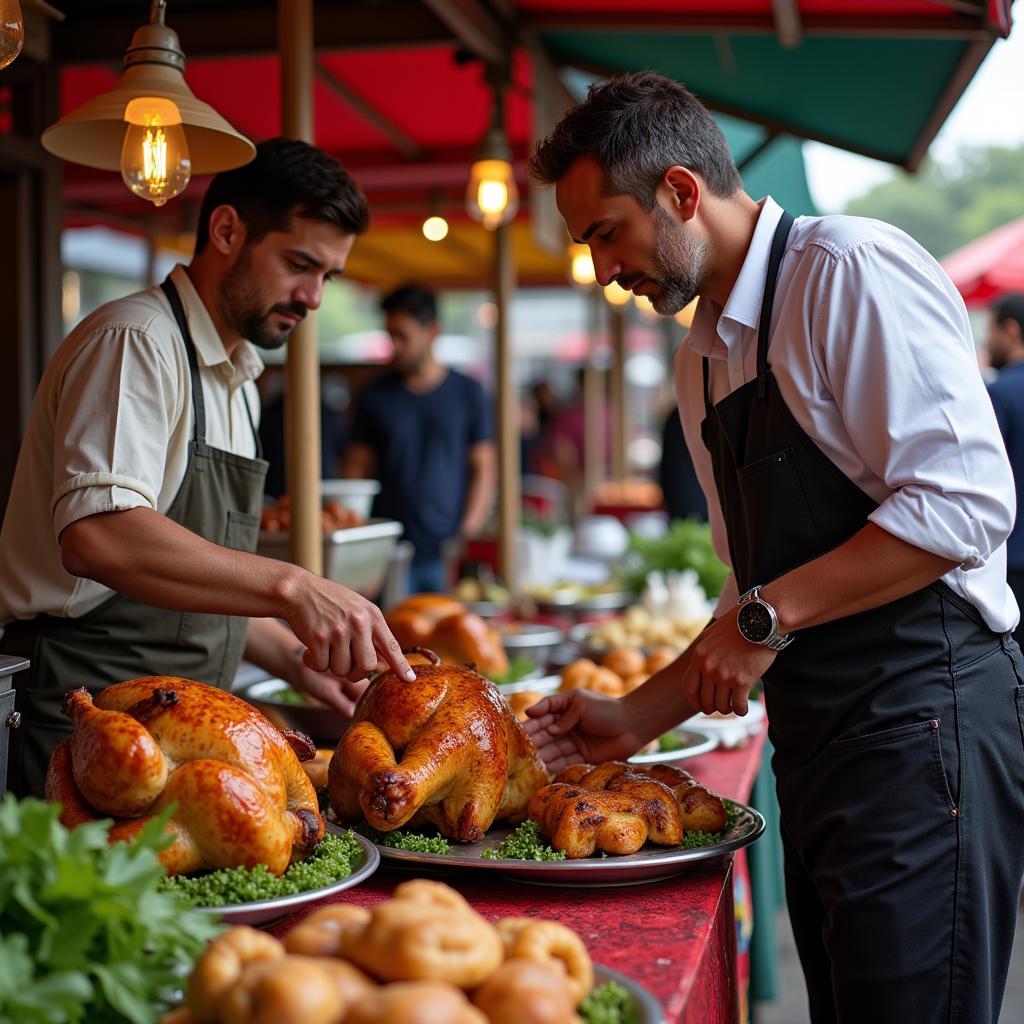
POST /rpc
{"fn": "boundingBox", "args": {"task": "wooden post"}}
[609,303,628,481]
[278,0,322,574]
[494,220,519,591]
[583,290,603,501]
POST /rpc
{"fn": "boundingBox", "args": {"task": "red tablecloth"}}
[272,724,767,1024]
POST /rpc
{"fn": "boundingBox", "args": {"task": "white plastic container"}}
[319,479,381,519]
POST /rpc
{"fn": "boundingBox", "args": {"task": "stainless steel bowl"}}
[498,622,564,669]
[236,677,351,747]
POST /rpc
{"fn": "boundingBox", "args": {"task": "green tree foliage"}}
[844,144,1024,259]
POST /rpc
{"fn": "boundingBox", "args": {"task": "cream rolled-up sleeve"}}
[52,323,182,539]
[817,240,1015,570]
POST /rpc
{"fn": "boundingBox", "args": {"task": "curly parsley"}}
[357,824,451,855]
[482,819,566,861]
[579,980,639,1024]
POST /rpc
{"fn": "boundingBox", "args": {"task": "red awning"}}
[942,217,1024,307]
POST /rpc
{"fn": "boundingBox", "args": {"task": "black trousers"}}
[774,607,1024,1023]
[1007,568,1024,649]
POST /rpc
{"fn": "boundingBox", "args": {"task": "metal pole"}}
[610,303,628,481]
[583,290,603,499]
[494,219,519,592]
[278,0,322,574]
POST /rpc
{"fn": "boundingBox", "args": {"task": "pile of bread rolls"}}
[586,606,708,651]
[163,880,595,1024]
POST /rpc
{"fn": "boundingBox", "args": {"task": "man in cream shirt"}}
[0,137,413,796]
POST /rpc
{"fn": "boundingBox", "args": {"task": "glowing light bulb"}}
[422,215,449,242]
[603,281,633,306]
[0,0,24,70]
[466,158,518,230]
[121,97,191,207]
[569,243,596,287]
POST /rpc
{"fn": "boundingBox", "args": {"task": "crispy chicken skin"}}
[329,658,549,841]
[46,677,323,876]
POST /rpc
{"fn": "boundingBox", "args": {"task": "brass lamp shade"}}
[41,15,254,175]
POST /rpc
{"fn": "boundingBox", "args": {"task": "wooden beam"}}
[315,62,424,161]
[526,11,994,39]
[771,0,803,48]
[420,0,509,66]
[905,36,991,171]
[52,2,453,64]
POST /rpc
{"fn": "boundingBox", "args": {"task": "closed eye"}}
[599,229,616,242]
[287,258,308,273]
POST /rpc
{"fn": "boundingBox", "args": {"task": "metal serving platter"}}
[592,964,666,1024]
[327,803,764,887]
[198,832,380,926]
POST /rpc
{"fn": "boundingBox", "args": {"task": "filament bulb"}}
[121,97,191,207]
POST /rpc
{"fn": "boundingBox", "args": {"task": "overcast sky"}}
[804,9,1024,212]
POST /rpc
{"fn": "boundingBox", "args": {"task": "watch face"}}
[738,601,774,644]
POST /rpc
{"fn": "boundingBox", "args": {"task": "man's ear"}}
[206,204,247,257]
[661,166,701,223]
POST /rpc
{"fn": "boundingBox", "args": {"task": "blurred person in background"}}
[344,284,496,594]
[986,292,1024,645]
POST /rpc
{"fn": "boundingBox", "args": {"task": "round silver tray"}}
[328,802,764,887]
[198,831,380,925]
[592,964,665,1023]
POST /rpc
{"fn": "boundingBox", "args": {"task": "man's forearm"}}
[621,644,701,742]
[460,465,496,536]
[764,523,958,635]
[245,616,302,680]
[61,508,304,619]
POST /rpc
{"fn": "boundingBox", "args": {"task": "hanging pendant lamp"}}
[41,0,254,206]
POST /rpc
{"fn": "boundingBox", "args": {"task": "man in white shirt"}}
[524,73,1024,1023]
[0,138,414,797]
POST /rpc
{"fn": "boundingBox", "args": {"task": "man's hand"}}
[522,690,649,773]
[681,606,776,715]
[281,576,415,684]
[289,656,370,717]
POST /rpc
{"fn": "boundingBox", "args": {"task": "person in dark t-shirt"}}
[344,284,496,594]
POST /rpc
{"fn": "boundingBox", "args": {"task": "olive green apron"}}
[1,278,268,797]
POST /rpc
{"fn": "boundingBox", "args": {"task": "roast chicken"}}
[46,677,324,876]
[385,595,509,678]
[329,651,549,841]
[530,760,727,858]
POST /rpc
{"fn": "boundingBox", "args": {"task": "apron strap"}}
[702,354,712,408]
[756,211,795,378]
[240,388,264,460]
[161,277,208,446]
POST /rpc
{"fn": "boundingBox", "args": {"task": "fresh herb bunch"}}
[159,831,362,907]
[482,819,566,861]
[0,796,220,1024]
[579,980,639,1024]
[622,517,729,598]
[270,687,309,705]
[357,824,451,855]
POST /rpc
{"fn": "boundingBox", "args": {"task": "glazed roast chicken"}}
[46,677,324,876]
[329,652,549,841]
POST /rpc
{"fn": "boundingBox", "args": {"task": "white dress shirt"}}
[674,197,1018,634]
[0,265,264,622]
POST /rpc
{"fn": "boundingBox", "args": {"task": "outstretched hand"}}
[522,689,649,774]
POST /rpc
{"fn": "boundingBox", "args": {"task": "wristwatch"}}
[737,586,794,651]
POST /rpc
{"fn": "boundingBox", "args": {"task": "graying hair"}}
[529,71,742,209]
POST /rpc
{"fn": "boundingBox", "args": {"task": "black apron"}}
[2,277,269,798]
[701,212,1024,1023]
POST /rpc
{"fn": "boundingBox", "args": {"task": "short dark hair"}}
[529,71,742,209]
[194,137,369,253]
[381,284,437,326]
[992,293,1024,335]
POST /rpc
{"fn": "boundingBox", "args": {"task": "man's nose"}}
[293,278,323,311]
[592,251,622,288]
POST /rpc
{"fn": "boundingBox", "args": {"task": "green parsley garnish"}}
[357,824,451,855]
[158,830,362,907]
[482,819,566,861]
[579,980,639,1024]
[680,799,740,850]
[269,686,309,705]
[657,731,685,752]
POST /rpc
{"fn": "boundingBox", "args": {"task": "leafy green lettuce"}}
[0,796,221,1024]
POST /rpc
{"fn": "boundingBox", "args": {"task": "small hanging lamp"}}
[41,0,254,207]
[466,78,518,231]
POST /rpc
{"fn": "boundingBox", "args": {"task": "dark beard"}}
[220,249,307,351]
[648,205,708,315]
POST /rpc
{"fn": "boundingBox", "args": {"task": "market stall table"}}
[270,721,768,1024]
